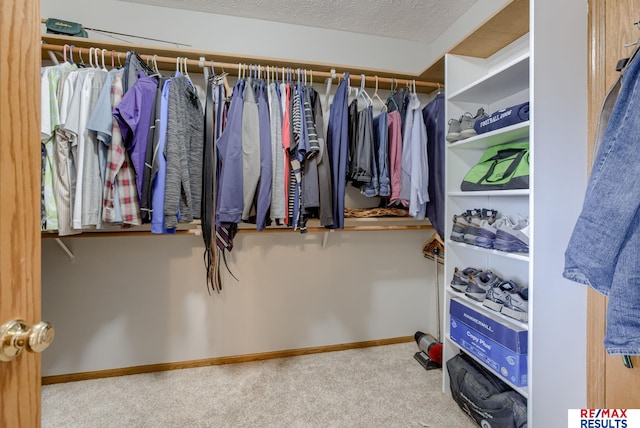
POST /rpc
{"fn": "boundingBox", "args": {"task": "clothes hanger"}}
[95,49,101,70]
[111,50,115,70]
[357,74,372,106]
[149,54,161,77]
[324,69,335,108]
[183,57,192,85]
[372,76,387,112]
[117,52,123,68]
[88,48,94,68]
[62,44,69,63]
[101,49,108,71]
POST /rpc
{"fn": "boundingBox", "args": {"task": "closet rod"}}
[41,43,440,92]
[41,224,432,239]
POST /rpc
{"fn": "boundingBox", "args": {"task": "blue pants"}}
[564,47,640,355]
[326,73,349,229]
[423,93,445,238]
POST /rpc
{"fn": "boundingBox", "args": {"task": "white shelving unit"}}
[443,33,531,403]
[442,7,589,422]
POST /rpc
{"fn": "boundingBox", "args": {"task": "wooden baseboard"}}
[42,336,414,385]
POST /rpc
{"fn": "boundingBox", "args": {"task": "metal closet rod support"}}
[40,43,441,92]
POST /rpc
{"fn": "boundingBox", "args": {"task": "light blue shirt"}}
[151,79,175,234]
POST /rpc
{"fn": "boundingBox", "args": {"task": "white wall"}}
[530,0,588,424]
[39,0,498,376]
[42,230,440,375]
[41,0,509,75]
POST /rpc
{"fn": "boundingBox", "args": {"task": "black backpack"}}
[446,353,528,428]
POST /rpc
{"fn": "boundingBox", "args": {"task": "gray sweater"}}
[164,75,204,228]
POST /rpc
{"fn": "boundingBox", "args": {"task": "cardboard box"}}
[450,298,528,353]
[449,315,528,387]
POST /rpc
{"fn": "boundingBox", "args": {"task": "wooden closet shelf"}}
[41,218,432,239]
[41,34,440,93]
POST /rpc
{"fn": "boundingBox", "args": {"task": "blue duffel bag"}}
[474,102,529,135]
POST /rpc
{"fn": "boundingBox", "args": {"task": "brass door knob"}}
[0,319,55,362]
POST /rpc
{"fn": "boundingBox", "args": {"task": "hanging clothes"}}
[347,99,358,182]
[422,93,445,238]
[326,73,350,229]
[301,85,321,227]
[408,94,429,220]
[64,67,99,230]
[215,78,245,226]
[281,82,292,226]
[310,88,333,227]
[241,77,261,222]
[87,69,119,228]
[355,105,375,192]
[564,44,640,355]
[268,81,286,223]
[255,81,272,231]
[53,67,82,235]
[113,72,158,206]
[151,78,175,234]
[163,74,204,228]
[374,111,390,198]
[202,79,216,292]
[41,62,76,231]
[103,70,142,227]
[387,110,403,205]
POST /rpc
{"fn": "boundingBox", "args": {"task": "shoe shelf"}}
[447,189,530,198]
[445,336,529,399]
[447,53,530,104]
[445,288,529,330]
[447,121,530,150]
[443,34,532,410]
[447,240,529,262]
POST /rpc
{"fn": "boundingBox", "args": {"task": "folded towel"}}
[474,102,529,134]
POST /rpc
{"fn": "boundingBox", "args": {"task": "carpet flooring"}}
[42,342,476,428]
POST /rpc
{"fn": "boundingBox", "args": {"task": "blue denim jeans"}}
[564,46,640,355]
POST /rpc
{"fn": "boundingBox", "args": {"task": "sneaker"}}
[464,270,502,302]
[450,267,482,293]
[459,108,489,139]
[494,215,530,253]
[464,208,498,245]
[475,216,512,249]
[483,279,520,312]
[502,287,529,322]
[446,118,462,142]
[450,212,471,242]
[462,208,483,245]
[458,112,476,140]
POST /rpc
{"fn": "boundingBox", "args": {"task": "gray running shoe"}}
[465,270,502,302]
[494,215,530,253]
[458,112,476,139]
[450,267,482,293]
[502,287,529,322]
[464,208,498,245]
[451,212,471,242]
[459,108,489,139]
[475,216,512,249]
[483,279,520,312]
[446,118,462,142]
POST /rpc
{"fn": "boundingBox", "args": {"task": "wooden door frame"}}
[587,0,607,408]
[0,0,42,426]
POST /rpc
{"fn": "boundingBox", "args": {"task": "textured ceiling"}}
[119,0,478,43]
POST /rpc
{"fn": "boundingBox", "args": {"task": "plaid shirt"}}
[103,71,141,226]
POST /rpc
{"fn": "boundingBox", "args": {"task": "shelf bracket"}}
[54,238,75,263]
